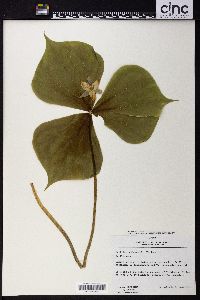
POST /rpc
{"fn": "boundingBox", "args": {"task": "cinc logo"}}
[156,0,193,19]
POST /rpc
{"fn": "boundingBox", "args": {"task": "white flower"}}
[80,77,102,101]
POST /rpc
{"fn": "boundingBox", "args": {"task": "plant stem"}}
[82,116,97,267]
[30,182,84,269]
[30,116,98,269]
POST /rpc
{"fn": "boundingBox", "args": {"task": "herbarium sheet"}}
[3,20,195,295]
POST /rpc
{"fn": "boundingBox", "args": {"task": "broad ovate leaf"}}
[33,113,103,188]
[32,35,104,111]
[93,65,174,143]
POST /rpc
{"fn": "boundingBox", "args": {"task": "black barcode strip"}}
[52,11,156,19]
[78,284,106,291]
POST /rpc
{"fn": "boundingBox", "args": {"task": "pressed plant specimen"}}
[30,35,175,268]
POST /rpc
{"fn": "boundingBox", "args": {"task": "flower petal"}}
[80,91,89,98]
[81,81,91,92]
[92,80,99,91]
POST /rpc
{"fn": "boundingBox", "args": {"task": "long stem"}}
[30,182,84,269]
[82,116,97,267]
[30,116,97,269]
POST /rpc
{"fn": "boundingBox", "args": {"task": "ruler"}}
[51,11,156,20]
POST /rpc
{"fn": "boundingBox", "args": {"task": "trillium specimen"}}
[31,35,175,268]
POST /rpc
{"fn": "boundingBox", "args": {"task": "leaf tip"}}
[43,31,48,39]
[44,33,53,45]
[163,98,179,108]
[171,99,179,103]
[166,98,179,103]
[44,183,50,191]
[45,178,55,190]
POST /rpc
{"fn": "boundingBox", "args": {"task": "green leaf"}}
[32,35,104,111]
[32,113,103,188]
[93,65,174,143]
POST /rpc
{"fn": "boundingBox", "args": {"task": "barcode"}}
[78,283,106,291]
[52,11,156,20]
